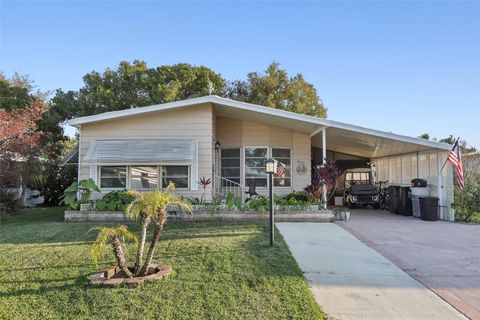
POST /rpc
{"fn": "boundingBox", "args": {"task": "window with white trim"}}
[130,166,158,190]
[98,165,189,190]
[221,149,240,185]
[272,148,291,187]
[244,147,267,187]
[100,166,127,189]
[162,166,189,189]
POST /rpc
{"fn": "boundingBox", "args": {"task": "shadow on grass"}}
[0,220,305,299]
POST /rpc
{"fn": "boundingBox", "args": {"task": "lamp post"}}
[265,158,277,246]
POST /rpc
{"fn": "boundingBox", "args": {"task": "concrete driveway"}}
[337,209,480,319]
[277,222,466,320]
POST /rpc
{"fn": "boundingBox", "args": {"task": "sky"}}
[1,1,479,147]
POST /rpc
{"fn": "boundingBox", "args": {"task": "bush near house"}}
[186,191,322,212]
[0,189,21,216]
[453,172,480,223]
[95,190,137,211]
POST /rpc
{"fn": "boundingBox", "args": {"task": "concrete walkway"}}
[277,223,466,320]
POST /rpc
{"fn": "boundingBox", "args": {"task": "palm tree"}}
[92,225,138,278]
[136,183,192,276]
[125,195,154,276]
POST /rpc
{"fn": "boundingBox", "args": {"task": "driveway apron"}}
[277,222,466,320]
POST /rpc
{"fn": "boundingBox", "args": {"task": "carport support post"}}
[322,128,327,209]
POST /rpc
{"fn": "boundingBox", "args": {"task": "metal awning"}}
[83,139,196,163]
[311,127,442,159]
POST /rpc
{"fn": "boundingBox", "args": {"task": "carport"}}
[203,96,455,220]
[308,124,454,220]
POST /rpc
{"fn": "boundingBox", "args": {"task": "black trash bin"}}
[397,187,412,216]
[388,186,400,214]
[419,197,438,221]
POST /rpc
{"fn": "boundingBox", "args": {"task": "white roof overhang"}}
[68,95,451,158]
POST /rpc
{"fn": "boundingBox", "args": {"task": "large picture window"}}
[221,148,240,185]
[244,147,267,187]
[98,165,189,190]
[130,166,158,189]
[272,148,291,187]
[100,166,127,189]
[162,166,189,189]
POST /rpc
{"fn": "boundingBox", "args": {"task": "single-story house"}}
[68,95,455,220]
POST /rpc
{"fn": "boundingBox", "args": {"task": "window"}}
[130,166,158,189]
[162,166,189,189]
[344,171,370,188]
[100,166,127,189]
[221,149,240,185]
[245,147,267,187]
[98,165,189,190]
[272,148,291,187]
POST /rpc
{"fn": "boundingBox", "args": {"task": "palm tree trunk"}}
[111,235,133,278]
[134,216,150,276]
[139,210,167,276]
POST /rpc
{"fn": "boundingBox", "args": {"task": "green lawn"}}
[0,207,323,320]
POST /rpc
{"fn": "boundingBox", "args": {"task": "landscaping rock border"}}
[65,210,334,222]
[88,264,172,286]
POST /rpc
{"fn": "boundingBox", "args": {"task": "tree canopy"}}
[50,61,225,120]
[0,73,36,112]
[419,133,477,154]
[49,60,326,124]
[226,62,327,118]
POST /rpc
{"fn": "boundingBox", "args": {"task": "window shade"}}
[83,139,196,163]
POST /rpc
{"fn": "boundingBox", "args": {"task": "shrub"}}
[453,172,480,223]
[284,190,318,203]
[247,196,269,211]
[61,179,100,210]
[225,192,242,210]
[95,191,137,211]
[0,189,21,215]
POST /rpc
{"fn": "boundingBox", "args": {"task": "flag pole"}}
[440,137,460,174]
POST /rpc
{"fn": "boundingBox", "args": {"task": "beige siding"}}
[215,116,311,195]
[79,103,213,199]
[292,132,311,190]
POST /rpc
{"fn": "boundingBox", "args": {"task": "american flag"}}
[275,161,286,177]
[447,140,464,190]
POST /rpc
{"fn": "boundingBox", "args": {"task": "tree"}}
[92,226,139,278]
[0,100,46,203]
[226,62,327,118]
[418,133,477,154]
[0,72,74,206]
[453,172,480,222]
[124,185,191,277]
[50,61,226,121]
[0,72,36,112]
[418,133,430,140]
